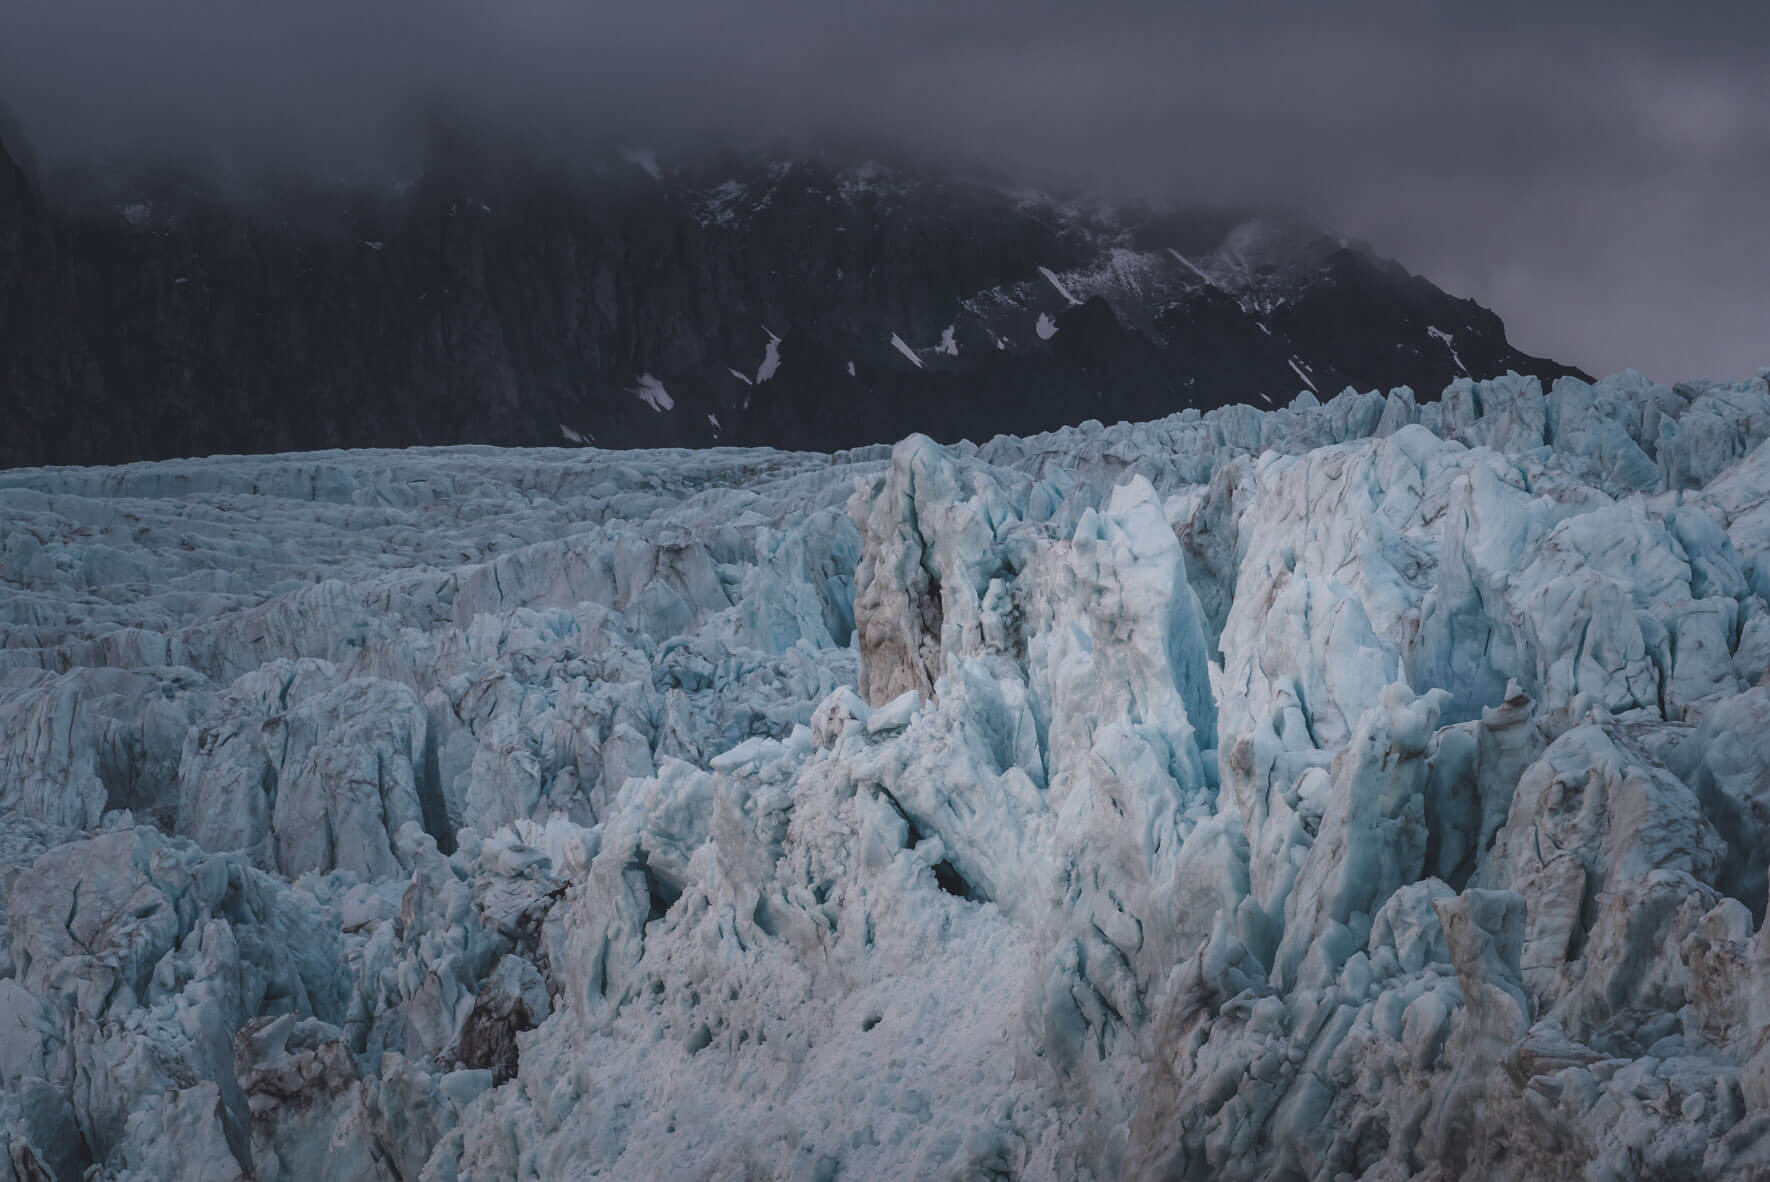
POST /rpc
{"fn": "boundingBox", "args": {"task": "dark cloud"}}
[3,1,1765,379]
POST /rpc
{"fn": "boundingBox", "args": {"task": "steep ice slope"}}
[4,367,1770,1179]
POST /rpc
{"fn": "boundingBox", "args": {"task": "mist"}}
[4,0,1766,380]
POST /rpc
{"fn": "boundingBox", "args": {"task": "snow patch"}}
[1287,358,1319,393]
[756,326,783,383]
[1167,247,1216,286]
[1105,247,1152,296]
[630,373,674,412]
[936,326,959,357]
[1038,266,1083,306]
[846,361,856,377]
[559,424,586,443]
[728,368,754,386]
[696,180,747,227]
[890,334,925,368]
[1428,326,1470,376]
[1035,313,1058,340]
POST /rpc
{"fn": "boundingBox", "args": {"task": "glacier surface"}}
[4,369,1770,1179]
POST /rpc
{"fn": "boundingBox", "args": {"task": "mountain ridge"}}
[0,135,1586,468]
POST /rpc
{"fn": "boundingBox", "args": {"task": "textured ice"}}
[5,368,1770,1179]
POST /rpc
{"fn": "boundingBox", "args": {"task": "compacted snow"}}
[5,368,1770,1180]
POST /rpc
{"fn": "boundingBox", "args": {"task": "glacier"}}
[4,368,1770,1179]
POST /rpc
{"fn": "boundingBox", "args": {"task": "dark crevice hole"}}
[634,850,682,924]
[931,858,981,902]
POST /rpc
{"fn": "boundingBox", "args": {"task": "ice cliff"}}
[5,367,1770,1179]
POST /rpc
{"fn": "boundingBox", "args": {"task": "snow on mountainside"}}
[5,367,1770,1180]
[0,133,1584,470]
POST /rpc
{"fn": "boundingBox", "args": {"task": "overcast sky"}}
[3,0,1765,380]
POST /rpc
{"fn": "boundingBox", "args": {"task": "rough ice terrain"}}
[6,368,1770,1180]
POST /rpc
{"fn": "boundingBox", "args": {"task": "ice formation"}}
[5,368,1770,1179]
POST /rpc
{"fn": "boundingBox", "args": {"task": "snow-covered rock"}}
[5,368,1770,1179]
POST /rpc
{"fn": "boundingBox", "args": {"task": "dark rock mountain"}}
[0,136,1585,468]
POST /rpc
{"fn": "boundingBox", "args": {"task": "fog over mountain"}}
[4,0,1768,380]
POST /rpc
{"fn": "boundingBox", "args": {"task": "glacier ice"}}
[4,368,1770,1178]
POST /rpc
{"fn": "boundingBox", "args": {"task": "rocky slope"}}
[4,365,1770,1178]
[0,133,1584,469]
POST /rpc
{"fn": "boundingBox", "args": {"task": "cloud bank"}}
[4,0,1765,379]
